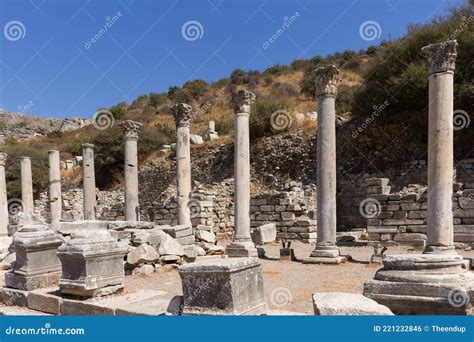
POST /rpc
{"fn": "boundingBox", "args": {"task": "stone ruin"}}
[0,39,472,316]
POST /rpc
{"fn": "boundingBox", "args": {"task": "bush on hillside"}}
[249,98,291,140]
[183,79,208,100]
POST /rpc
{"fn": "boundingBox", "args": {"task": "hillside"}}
[1,3,473,199]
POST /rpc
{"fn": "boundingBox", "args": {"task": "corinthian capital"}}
[172,103,193,128]
[314,65,339,97]
[0,153,6,166]
[232,90,256,114]
[422,40,457,75]
[119,120,143,141]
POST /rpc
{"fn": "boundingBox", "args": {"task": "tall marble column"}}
[226,90,257,258]
[119,120,143,221]
[305,65,346,264]
[48,150,62,224]
[0,153,8,236]
[364,40,474,315]
[172,104,193,227]
[82,144,96,220]
[20,156,34,219]
[422,40,457,254]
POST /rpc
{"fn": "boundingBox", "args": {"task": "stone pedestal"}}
[119,120,143,221]
[82,144,96,220]
[57,229,127,297]
[178,258,267,315]
[5,223,63,290]
[363,40,474,315]
[364,254,474,315]
[48,150,62,224]
[20,156,34,219]
[0,153,8,236]
[304,65,346,264]
[226,90,258,258]
[172,104,193,227]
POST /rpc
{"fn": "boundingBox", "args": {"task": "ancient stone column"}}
[0,153,8,236]
[305,65,346,264]
[422,40,458,254]
[172,104,193,227]
[48,150,62,224]
[119,120,143,221]
[364,40,473,315]
[20,156,34,219]
[226,90,257,258]
[82,144,96,220]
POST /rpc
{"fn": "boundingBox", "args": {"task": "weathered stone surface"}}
[61,299,115,316]
[0,287,28,307]
[251,223,277,245]
[27,289,62,314]
[178,258,266,315]
[364,254,474,314]
[157,234,185,256]
[127,244,160,265]
[195,230,216,243]
[54,220,108,234]
[313,292,393,315]
[190,134,203,144]
[132,264,155,276]
[131,228,167,246]
[6,223,63,290]
[58,229,127,297]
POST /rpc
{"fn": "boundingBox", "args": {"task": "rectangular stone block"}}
[61,299,115,315]
[367,226,398,233]
[27,290,62,315]
[178,258,266,315]
[367,186,391,195]
[400,202,421,211]
[408,211,427,219]
[366,178,389,186]
[0,287,28,307]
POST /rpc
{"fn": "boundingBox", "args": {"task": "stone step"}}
[0,304,50,316]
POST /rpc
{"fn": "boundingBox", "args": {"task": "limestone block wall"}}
[365,177,474,247]
[250,182,316,242]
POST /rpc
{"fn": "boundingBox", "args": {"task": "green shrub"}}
[183,79,208,100]
[47,130,63,138]
[249,98,291,140]
[271,83,298,97]
[109,103,127,119]
[263,64,289,75]
[149,93,167,108]
[168,86,191,103]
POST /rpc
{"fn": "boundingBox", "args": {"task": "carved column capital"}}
[422,40,457,75]
[232,90,256,114]
[119,120,143,141]
[0,153,6,167]
[172,103,194,128]
[314,65,339,97]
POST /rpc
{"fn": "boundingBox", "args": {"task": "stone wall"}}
[250,182,316,242]
[365,176,474,247]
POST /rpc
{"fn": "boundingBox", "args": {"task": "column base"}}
[303,244,348,264]
[363,254,474,315]
[226,241,258,258]
[5,271,61,291]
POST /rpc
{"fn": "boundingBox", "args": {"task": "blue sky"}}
[0,0,462,118]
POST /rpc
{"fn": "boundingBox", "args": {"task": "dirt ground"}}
[124,240,474,314]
